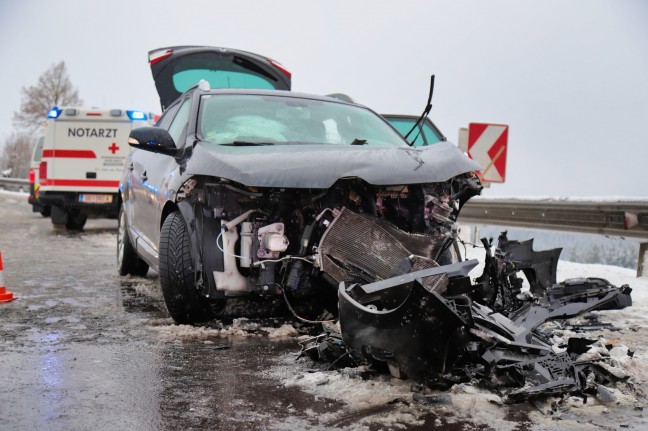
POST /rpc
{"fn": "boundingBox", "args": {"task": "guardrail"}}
[0,177,29,186]
[459,198,648,239]
[458,197,648,276]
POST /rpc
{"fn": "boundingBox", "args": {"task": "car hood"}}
[187,141,482,188]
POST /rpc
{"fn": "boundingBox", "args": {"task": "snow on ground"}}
[139,229,648,429]
[148,318,298,342]
[8,189,644,429]
[262,248,648,430]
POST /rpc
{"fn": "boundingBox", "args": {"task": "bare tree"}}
[13,61,82,132]
[0,132,34,179]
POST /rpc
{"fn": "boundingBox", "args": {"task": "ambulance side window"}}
[167,99,192,147]
[33,137,45,162]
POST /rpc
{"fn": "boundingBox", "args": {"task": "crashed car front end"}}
[163,91,484,309]
[174,167,483,308]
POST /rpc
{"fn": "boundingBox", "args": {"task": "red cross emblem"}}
[108,143,120,154]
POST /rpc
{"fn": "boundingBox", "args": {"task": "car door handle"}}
[140,171,148,182]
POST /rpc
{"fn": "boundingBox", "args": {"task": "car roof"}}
[188,87,358,105]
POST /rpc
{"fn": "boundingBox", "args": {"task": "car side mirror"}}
[128,127,180,157]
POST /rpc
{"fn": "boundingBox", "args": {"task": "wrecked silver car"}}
[118,46,482,324]
[119,46,633,402]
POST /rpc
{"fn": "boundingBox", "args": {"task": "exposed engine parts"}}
[176,173,481,304]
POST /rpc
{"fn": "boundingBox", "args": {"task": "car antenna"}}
[403,75,435,146]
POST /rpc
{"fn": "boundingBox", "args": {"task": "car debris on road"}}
[301,232,633,403]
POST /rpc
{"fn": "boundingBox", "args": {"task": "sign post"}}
[467,123,508,183]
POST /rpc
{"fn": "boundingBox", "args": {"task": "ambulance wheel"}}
[117,206,149,276]
[66,211,87,230]
[159,211,211,324]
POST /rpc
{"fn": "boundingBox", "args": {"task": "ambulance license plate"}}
[79,194,113,204]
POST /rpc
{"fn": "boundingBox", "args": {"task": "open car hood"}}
[149,46,292,110]
[188,141,482,188]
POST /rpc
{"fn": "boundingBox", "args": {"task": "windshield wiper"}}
[225,141,275,146]
[403,75,435,146]
[350,139,368,146]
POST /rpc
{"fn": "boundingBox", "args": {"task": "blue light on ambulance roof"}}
[127,110,147,120]
[48,107,62,119]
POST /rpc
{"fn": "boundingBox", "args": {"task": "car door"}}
[148,46,292,110]
[126,100,183,258]
[135,97,193,252]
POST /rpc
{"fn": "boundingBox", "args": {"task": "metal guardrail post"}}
[638,243,648,278]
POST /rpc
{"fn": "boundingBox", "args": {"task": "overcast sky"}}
[1,0,646,197]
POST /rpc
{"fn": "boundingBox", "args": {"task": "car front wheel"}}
[159,211,211,324]
[117,206,149,276]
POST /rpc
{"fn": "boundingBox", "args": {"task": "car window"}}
[174,70,275,93]
[156,101,182,130]
[198,94,407,148]
[167,99,192,146]
[172,55,278,93]
[388,118,442,147]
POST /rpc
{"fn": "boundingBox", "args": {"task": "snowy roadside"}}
[0,189,28,197]
[145,247,647,429]
[262,250,648,430]
[13,187,642,430]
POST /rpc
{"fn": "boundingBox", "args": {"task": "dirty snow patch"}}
[148,317,298,342]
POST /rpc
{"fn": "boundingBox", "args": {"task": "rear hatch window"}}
[149,46,291,110]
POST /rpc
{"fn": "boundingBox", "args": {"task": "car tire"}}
[65,211,87,230]
[117,206,149,277]
[159,211,211,324]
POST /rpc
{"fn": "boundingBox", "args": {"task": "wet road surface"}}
[1,191,646,431]
[0,193,458,431]
[0,193,351,430]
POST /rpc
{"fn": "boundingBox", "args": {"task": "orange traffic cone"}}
[0,252,17,302]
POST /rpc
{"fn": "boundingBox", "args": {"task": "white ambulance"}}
[37,106,152,230]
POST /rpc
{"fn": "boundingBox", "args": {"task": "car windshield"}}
[387,118,442,147]
[198,94,407,147]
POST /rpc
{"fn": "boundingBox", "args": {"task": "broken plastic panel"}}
[306,232,633,403]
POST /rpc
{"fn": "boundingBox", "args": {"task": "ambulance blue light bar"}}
[48,107,62,119]
[127,110,147,120]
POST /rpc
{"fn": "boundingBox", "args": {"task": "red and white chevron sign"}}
[467,123,508,183]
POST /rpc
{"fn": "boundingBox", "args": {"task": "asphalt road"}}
[0,193,348,431]
[0,192,466,431]
[1,191,645,431]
